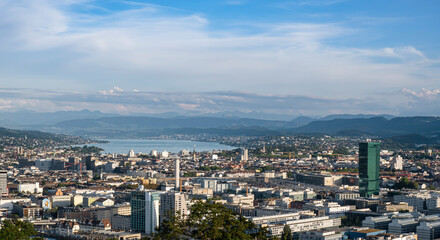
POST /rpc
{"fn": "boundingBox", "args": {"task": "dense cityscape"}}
[0,131,439,239]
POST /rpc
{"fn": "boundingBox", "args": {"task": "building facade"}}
[359,142,380,197]
[159,192,187,223]
[0,170,7,197]
[131,190,162,235]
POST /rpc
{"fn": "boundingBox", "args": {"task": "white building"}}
[249,213,301,225]
[224,194,254,206]
[128,149,135,158]
[392,155,403,170]
[161,151,169,158]
[94,198,115,207]
[335,193,360,200]
[150,150,158,157]
[262,216,341,237]
[175,159,180,189]
[18,182,43,194]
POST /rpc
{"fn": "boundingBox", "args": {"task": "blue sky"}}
[0,0,439,116]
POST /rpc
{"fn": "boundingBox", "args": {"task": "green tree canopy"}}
[155,201,273,240]
[280,224,293,240]
[0,220,38,240]
[394,177,419,190]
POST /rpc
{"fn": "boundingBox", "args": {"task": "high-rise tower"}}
[359,142,380,197]
[131,190,162,234]
[0,170,7,197]
[159,192,187,223]
[175,158,180,189]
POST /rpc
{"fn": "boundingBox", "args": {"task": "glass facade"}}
[359,142,380,197]
[131,191,146,232]
[131,191,162,234]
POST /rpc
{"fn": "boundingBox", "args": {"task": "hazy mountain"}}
[292,117,440,137]
[0,109,395,129]
[54,116,287,131]
[0,109,119,128]
[320,114,394,121]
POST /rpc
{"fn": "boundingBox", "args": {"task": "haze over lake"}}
[80,139,235,154]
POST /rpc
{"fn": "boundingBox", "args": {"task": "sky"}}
[0,0,440,117]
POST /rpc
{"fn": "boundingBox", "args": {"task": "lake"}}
[79,139,235,154]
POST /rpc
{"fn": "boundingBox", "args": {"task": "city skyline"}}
[0,0,440,116]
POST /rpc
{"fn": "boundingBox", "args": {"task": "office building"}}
[388,218,419,234]
[362,216,393,230]
[359,142,380,197]
[131,190,162,234]
[417,220,440,240]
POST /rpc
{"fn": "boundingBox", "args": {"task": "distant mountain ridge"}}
[7,109,439,142]
[0,109,395,128]
[291,116,440,137]
[54,116,288,130]
[47,115,440,141]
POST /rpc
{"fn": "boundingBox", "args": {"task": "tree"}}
[280,224,292,240]
[333,146,349,155]
[394,177,419,190]
[0,220,38,240]
[154,211,185,240]
[155,201,273,240]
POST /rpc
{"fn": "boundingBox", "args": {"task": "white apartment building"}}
[18,182,43,194]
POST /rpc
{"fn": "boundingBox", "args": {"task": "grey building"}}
[0,171,7,197]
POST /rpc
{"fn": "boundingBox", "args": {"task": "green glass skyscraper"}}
[359,142,380,197]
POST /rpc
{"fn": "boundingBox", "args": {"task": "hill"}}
[0,127,90,148]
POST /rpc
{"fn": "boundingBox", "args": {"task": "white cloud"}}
[0,0,438,104]
[402,88,440,98]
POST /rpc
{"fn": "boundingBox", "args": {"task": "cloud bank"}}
[0,87,439,117]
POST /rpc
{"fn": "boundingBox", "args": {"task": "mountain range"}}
[1,110,438,144]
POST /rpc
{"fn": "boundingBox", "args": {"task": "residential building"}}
[159,192,187,223]
[131,190,162,234]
